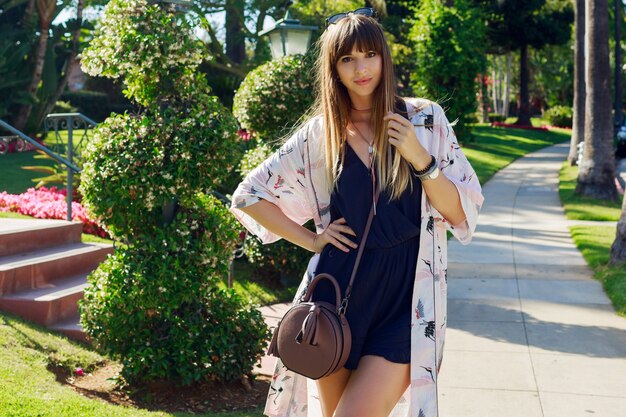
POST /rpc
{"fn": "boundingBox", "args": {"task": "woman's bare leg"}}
[334,355,410,417]
[315,367,352,417]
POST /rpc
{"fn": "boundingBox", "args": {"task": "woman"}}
[230,8,483,417]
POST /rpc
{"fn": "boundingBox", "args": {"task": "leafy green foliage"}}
[233,53,316,141]
[78,0,266,385]
[410,0,487,141]
[544,105,573,128]
[529,43,574,108]
[0,32,31,119]
[81,0,204,107]
[243,231,314,287]
[79,80,241,240]
[475,0,574,52]
[80,195,269,384]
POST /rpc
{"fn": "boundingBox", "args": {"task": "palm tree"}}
[568,0,585,166]
[13,0,58,133]
[575,0,618,201]
[611,193,626,265]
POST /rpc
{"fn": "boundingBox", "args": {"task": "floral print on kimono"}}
[230,98,484,417]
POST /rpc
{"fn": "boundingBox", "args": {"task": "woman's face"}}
[335,46,382,103]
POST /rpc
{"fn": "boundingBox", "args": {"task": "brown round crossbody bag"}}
[266,187,379,380]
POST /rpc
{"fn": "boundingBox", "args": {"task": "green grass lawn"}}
[0,312,264,417]
[569,225,626,317]
[464,124,571,184]
[559,162,622,221]
[558,159,626,318]
[223,259,297,306]
[0,151,58,194]
[503,116,552,126]
[0,130,84,195]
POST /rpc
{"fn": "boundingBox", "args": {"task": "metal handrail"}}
[45,113,99,222]
[0,119,80,172]
[0,117,85,222]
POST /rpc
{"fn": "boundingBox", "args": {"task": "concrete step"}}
[49,316,88,343]
[0,242,113,296]
[0,274,88,326]
[0,219,82,257]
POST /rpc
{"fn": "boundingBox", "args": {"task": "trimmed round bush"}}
[79,0,267,385]
[544,105,573,128]
[233,53,316,141]
[81,0,203,106]
[79,79,241,240]
[80,194,269,384]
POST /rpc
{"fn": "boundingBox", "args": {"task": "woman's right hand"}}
[312,217,358,253]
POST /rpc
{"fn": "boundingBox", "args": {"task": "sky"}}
[53,4,278,44]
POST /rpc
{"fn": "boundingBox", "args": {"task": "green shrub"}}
[544,105,573,128]
[488,113,506,123]
[80,194,270,384]
[243,229,314,287]
[81,0,203,107]
[233,53,316,141]
[79,79,241,240]
[79,0,265,385]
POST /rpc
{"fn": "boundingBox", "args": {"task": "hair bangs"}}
[331,17,385,64]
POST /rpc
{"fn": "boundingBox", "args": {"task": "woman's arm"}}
[417,168,465,226]
[239,199,358,253]
[384,112,466,226]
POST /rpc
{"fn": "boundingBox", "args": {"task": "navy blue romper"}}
[311,142,422,370]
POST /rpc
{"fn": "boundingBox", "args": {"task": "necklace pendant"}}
[368,145,373,155]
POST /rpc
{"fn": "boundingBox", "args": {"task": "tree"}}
[614,0,623,129]
[12,0,58,132]
[79,0,268,384]
[474,0,573,125]
[611,192,626,265]
[410,0,487,140]
[0,0,32,119]
[1,0,93,135]
[575,0,618,201]
[568,0,585,165]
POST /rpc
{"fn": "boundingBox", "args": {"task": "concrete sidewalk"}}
[257,143,626,417]
[442,143,626,417]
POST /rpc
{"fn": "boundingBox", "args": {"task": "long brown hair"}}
[309,13,414,200]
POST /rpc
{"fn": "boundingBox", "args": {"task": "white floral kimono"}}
[230,98,484,417]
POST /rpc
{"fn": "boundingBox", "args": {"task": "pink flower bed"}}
[490,122,572,131]
[0,186,110,238]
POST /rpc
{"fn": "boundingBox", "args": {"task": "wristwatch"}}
[420,165,440,181]
[411,155,440,181]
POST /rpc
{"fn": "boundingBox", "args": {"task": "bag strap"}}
[339,98,411,316]
[339,185,380,315]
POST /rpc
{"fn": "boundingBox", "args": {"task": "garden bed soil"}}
[59,362,271,414]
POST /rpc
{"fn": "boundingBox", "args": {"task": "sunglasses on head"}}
[325,7,377,27]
